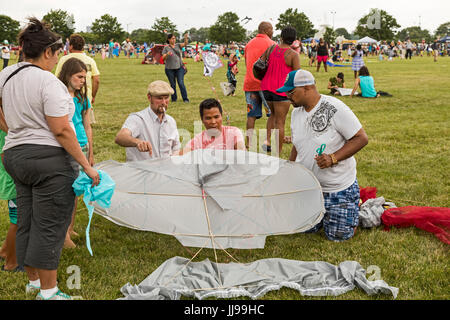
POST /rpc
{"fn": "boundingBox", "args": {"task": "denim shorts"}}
[306,179,360,241]
[245,91,270,119]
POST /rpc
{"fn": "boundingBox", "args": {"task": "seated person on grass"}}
[350,66,392,98]
[176,98,245,155]
[328,72,346,95]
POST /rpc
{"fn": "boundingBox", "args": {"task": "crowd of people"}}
[0,16,444,300]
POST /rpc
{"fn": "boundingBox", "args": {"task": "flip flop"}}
[1,264,25,273]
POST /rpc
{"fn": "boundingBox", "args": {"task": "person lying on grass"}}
[175,98,245,155]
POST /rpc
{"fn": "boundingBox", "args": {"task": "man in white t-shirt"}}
[115,80,181,161]
[277,70,368,241]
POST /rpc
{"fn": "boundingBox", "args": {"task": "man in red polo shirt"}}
[244,22,275,150]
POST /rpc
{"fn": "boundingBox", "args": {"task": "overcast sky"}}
[5,0,449,35]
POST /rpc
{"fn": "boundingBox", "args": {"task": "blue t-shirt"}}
[359,76,377,98]
[72,96,91,147]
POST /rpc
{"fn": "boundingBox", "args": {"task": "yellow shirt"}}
[55,52,100,100]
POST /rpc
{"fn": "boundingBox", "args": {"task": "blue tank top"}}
[359,76,377,98]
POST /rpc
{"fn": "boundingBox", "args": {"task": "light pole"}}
[331,11,336,29]
[126,23,132,36]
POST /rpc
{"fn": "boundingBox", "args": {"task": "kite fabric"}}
[359,197,396,228]
[119,256,399,300]
[202,51,223,76]
[381,206,450,245]
[72,170,116,255]
[92,149,325,249]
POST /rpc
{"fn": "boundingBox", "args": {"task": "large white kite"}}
[93,149,325,249]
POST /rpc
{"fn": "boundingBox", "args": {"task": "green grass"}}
[0,52,449,300]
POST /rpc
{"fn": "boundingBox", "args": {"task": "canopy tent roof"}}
[357,36,378,44]
[93,149,325,249]
[438,35,450,42]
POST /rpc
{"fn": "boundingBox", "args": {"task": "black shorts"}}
[4,144,77,270]
[263,90,290,102]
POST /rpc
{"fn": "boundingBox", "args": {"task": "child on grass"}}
[226,53,239,96]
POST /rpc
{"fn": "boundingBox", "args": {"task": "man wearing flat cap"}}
[115,80,181,161]
[278,69,368,242]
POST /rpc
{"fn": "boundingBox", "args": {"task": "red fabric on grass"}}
[381,206,450,245]
[360,187,377,204]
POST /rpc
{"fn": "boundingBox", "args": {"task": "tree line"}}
[1,9,449,46]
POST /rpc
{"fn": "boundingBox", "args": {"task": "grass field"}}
[0,52,449,300]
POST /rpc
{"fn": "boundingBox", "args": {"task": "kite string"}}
[212,238,284,280]
[205,75,230,125]
[161,239,209,287]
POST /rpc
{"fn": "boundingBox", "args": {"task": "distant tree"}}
[151,17,178,44]
[434,22,450,39]
[246,30,259,41]
[335,27,350,39]
[323,27,337,45]
[42,9,75,40]
[91,14,125,44]
[209,12,246,44]
[78,32,99,45]
[354,8,400,41]
[184,27,210,43]
[396,26,432,43]
[0,15,20,44]
[276,8,316,40]
[130,28,151,43]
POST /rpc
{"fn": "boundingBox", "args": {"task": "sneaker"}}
[36,290,72,300]
[25,284,40,294]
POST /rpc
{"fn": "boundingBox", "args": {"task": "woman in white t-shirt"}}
[0,18,99,300]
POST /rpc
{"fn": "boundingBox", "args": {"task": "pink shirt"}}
[189,126,244,150]
[260,45,293,97]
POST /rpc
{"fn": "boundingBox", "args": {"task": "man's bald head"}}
[258,22,273,38]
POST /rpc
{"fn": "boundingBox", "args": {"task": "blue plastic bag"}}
[72,170,115,256]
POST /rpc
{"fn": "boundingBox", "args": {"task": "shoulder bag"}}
[252,44,276,81]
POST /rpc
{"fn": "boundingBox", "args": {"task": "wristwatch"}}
[330,153,338,166]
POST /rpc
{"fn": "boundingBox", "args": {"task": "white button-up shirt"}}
[121,106,180,161]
